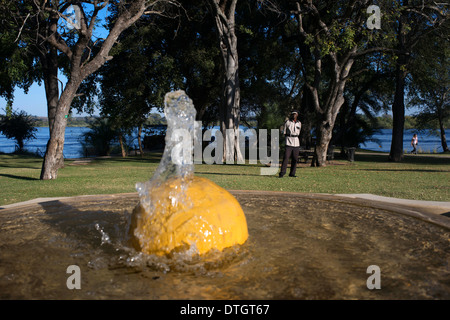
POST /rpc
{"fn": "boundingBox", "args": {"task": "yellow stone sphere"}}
[129,176,249,256]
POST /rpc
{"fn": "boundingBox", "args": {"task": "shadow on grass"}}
[92,153,163,165]
[0,163,42,169]
[196,171,262,177]
[0,155,43,169]
[0,173,39,181]
[354,153,450,166]
[362,168,449,173]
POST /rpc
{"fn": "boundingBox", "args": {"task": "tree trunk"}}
[119,133,127,158]
[40,126,66,180]
[437,105,449,152]
[210,0,243,164]
[222,52,243,163]
[138,124,144,157]
[439,121,448,152]
[40,15,64,171]
[389,64,407,162]
[17,138,24,152]
[41,47,59,132]
[389,8,408,162]
[39,0,151,179]
[313,119,334,167]
[299,85,314,149]
[334,97,348,156]
[40,80,79,180]
[312,59,353,167]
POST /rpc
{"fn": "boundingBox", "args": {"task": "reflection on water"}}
[0,192,449,299]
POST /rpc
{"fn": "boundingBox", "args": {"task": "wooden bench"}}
[297,145,335,164]
[298,148,315,163]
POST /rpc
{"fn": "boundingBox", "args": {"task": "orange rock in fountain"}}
[129,176,248,256]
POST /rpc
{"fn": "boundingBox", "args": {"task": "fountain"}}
[129,90,248,256]
[0,91,449,300]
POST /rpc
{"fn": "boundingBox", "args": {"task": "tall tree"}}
[262,0,393,166]
[386,0,448,161]
[4,0,178,179]
[262,0,448,165]
[208,0,243,163]
[289,0,385,166]
[334,53,393,153]
[409,28,450,152]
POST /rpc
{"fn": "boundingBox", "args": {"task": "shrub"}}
[0,109,37,152]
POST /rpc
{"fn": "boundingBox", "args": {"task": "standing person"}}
[279,110,302,178]
[411,133,418,154]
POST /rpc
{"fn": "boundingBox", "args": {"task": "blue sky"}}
[0,3,109,117]
[1,82,50,117]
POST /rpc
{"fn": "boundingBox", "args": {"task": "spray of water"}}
[135,91,196,215]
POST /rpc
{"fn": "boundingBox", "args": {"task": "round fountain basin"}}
[0,191,448,299]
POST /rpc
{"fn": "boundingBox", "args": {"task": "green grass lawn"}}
[0,151,449,206]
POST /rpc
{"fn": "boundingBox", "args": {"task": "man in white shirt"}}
[279,110,302,178]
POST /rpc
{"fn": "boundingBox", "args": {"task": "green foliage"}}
[99,0,222,128]
[372,115,418,130]
[0,18,35,101]
[81,118,119,157]
[0,108,37,151]
[5,101,13,117]
[408,27,450,142]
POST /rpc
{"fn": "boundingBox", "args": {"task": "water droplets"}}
[95,223,111,246]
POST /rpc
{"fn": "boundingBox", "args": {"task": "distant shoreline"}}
[31,116,96,128]
[29,114,448,130]
[31,114,167,127]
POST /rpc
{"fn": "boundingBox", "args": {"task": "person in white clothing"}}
[279,110,302,178]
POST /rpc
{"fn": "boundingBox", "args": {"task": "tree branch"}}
[350,47,406,59]
[306,83,323,115]
[81,0,149,79]
[14,13,30,43]
[41,32,74,60]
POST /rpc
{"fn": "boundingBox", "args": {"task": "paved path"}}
[356,151,450,158]
[335,193,450,216]
[68,158,94,166]
[2,192,449,217]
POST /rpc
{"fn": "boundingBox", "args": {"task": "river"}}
[0,127,91,159]
[361,128,449,153]
[0,127,448,158]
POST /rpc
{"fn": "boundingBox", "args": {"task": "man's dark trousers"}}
[279,146,300,177]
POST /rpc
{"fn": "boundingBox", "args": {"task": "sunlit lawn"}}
[0,150,449,206]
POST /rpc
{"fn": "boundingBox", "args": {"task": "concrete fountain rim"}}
[0,190,449,230]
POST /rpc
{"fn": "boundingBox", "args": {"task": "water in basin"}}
[0,192,448,299]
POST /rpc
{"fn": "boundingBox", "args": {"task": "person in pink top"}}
[411,134,418,154]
